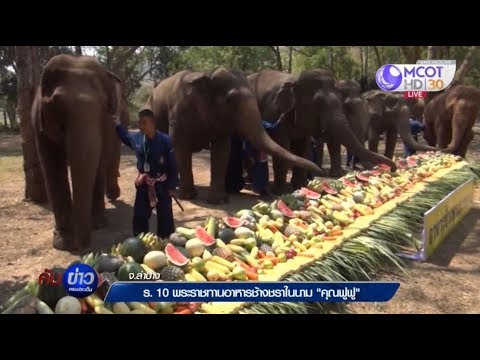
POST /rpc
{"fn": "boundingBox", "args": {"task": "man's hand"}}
[168,189,176,198]
[111,115,121,126]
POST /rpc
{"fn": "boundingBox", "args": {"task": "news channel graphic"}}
[38,263,99,298]
[376,60,456,98]
[103,281,400,303]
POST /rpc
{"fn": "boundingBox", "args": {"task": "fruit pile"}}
[1,152,474,315]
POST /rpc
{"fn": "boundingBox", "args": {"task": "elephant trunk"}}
[67,100,104,247]
[235,103,322,174]
[396,104,437,152]
[329,110,398,171]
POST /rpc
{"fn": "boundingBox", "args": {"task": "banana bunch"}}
[81,252,100,267]
[111,243,122,256]
[140,232,166,251]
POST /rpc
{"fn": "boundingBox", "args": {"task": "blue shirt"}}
[115,125,178,191]
[409,118,424,136]
[244,120,280,159]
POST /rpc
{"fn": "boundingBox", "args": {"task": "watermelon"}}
[342,178,356,188]
[396,159,408,169]
[277,200,295,218]
[407,158,417,166]
[165,243,190,267]
[371,170,381,176]
[120,237,148,263]
[300,187,321,200]
[356,171,371,182]
[377,164,391,171]
[195,226,216,246]
[223,217,246,229]
[321,181,338,195]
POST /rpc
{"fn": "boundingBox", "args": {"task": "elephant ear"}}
[184,72,209,96]
[274,81,295,114]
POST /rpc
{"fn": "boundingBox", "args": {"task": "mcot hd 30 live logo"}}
[38,263,98,298]
[376,60,456,98]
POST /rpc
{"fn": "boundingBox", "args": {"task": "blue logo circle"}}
[63,263,98,298]
[376,64,402,91]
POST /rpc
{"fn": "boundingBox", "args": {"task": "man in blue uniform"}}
[404,118,425,157]
[225,134,246,194]
[113,109,178,239]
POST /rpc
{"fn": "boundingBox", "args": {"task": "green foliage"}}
[177,46,278,74]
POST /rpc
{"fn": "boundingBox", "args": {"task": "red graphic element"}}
[38,268,62,286]
[404,91,427,98]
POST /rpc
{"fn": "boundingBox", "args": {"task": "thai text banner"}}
[104,281,400,302]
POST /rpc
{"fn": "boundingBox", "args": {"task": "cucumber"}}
[0,286,29,311]
[35,300,54,314]
[1,294,34,314]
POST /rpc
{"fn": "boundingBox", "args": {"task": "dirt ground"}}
[1,131,479,313]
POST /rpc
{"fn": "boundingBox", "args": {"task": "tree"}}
[15,46,47,203]
[75,46,82,56]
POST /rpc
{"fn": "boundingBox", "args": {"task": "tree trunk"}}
[363,46,369,76]
[3,110,7,127]
[15,46,47,203]
[359,47,364,76]
[270,46,283,72]
[453,46,477,84]
[328,47,334,74]
[6,104,17,128]
[287,46,293,73]
[400,46,421,63]
[75,46,82,56]
[372,46,382,68]
[427,46,438,60]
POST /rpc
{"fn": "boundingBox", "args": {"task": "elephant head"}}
[336,79,368,144]
[180,68,322,174]
[364,90,437,153]
[270,69,397,171]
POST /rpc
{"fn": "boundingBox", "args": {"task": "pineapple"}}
[284,225,300,237]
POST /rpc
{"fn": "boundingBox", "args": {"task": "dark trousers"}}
[347,153,360,167]
[252,157,269,193]
[225,134,245,194]
[133,184,175,239]
[307,143,318,180]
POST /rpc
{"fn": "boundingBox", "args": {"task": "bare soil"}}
[1,132,479,313]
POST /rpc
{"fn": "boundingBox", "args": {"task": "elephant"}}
[315,79,370,173]
[423,84,480,158]
[247,69,397,195]
[32,54,122,251]
[363,90,437,159]
[147,68,322,204]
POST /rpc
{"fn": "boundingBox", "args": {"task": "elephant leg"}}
[456,129,474,158]
[316,138,325,169]
[175,146,197,200]
[208,137,230,204]
[271,138,290,195]
[92,162,107,229]
[105,138,121,202]
[423,122,436,147]
[436,123,450,149]
[327,140,343,177]
[36,136,75,251]
[368,127,381,154]
[290,138,309,189]
[384,129,398,159]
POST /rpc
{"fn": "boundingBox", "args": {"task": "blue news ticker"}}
[104,281,400,303]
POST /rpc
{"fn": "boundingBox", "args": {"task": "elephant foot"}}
[93,214,108,229]
[328,168,345,178]
[52,230,77,252]
[178,188,198,200]
[106,183,121,202]
[207,192,229,205]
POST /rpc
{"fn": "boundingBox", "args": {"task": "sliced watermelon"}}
[371,170,381,176]
[342,177,356,188]
[356,171,371,182]
[277,200,295,218]
[165,243,189,267]
[300,187,321,200]
[195,226,216,246]
[396,159,409,169]
[407,158,417,166]
[222,217,246,229]
[321,181,338,195]
[377,164,391,171]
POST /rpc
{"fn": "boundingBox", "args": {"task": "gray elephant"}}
[248,69,397,195]
[147,68,322,204]
[31,54,122,251]
[364,90,436,158]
